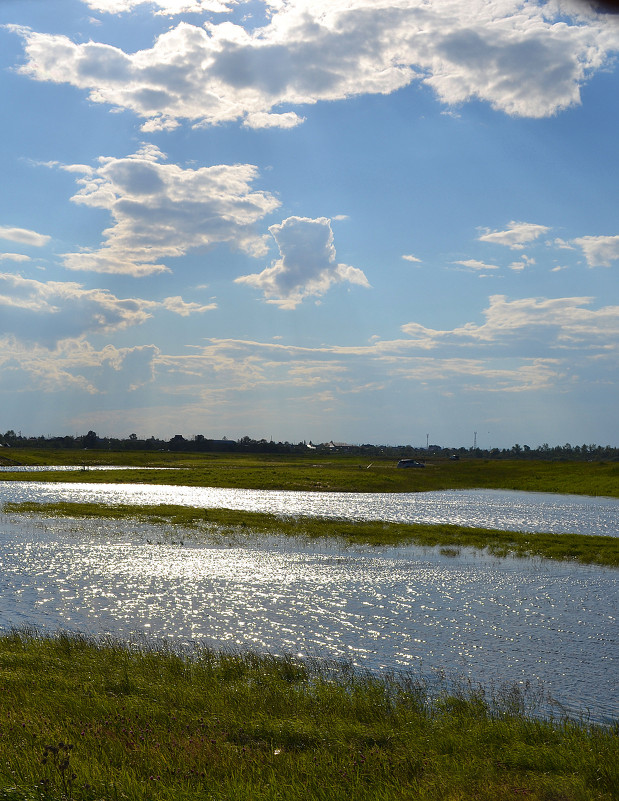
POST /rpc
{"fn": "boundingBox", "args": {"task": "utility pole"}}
[426,433,429,449]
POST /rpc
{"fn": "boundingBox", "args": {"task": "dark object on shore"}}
[397,459,425,468]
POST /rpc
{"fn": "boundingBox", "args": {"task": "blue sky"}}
[0,0,618,448]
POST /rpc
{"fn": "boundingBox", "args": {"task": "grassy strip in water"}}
[0,631,616,801]
[2,449,619,497]
[5,501,619,567]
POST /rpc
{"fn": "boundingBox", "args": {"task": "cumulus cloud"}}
[478,221,550,249]
[57,144,279,276]
[9,0,619,129]
[235,216,370,308]
[402,254,422,263]
[0,225,50,247]
[0,272,214,346]
[573,234,619,266]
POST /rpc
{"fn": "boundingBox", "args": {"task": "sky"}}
[0,0,618,449]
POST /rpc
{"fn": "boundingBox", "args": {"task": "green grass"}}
[0,631,616,801]
[1,449,619,497]
[5,502,619,567]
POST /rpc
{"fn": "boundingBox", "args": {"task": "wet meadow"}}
[0,450,617,800]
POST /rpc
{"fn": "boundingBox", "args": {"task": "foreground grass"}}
[5,501,619,567]
[0,632,616,801]
[2,449,619,497]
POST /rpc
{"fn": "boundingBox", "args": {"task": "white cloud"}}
[553,237,575,250]
[573,234,619,267]
[83,0,234,13]
[0,225,50,247]
[401,294,619,349]
[402,253,422,263]
[161,295,217,315]
[454,259,499,271]
[235,216,370,308]
[0,273,151,345]
[0,337,161,396]
[163,332,562,397]
[57,144,279,276]
[478,221,550,249]
[509,255,534,271]
[0,253,31,263]
[243,111,305,129]
[0,272,214,346]
[10,1,619,129]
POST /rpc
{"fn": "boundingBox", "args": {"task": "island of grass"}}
[0,631,616,801]
[1,448,618,497]
[4,501,619,567]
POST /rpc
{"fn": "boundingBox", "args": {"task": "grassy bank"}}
[5,502,619,567]
[0,632,616,801]
[1,449,618,497]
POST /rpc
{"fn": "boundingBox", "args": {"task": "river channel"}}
[0,479,617,723]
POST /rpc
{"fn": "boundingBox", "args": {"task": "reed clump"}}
[0,631,616,800]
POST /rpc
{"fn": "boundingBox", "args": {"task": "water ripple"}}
[1,482,617,535]
[0,482,617,724]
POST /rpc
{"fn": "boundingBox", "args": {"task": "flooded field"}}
[1,480,616,723]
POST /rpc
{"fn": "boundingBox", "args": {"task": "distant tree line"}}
[1,429,618,461]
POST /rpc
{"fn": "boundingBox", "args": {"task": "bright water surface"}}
[1,478,617,535]
[0,479,617,723]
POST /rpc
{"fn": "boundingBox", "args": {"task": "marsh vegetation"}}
[5,502,619,567]
[1,449,618,497]
[1,453,617,799]
[0,631,616,801]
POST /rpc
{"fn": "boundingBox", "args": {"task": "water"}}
[0,465,168,472]
[0,480,617,723]
[1,479,617,535]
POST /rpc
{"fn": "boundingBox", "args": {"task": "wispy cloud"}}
[161,296,217,316]
[0,272,215,346]
[453,259,499,271]
[83,0,234,13]
[400,294,619,349]
[160,292,619,394]
[478,221,550,249]
[0,337,160,395]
